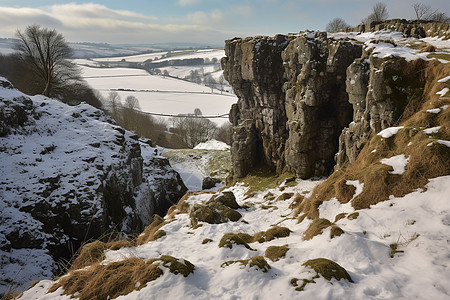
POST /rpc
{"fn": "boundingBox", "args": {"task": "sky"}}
[0,1,449,46]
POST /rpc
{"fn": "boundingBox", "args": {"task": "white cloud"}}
[50,3,158,21]
[177,0,202,6]
[232,5,254,18]
[0,4,238,44]
[186,10,224,25]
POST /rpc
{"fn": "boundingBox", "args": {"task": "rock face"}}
[0,77,187,295]
[223,32,361,178]
[223,35,290,177]
[223,27,437,179]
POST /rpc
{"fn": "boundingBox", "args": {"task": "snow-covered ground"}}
[21,174,450,299]
[80,66,236,126]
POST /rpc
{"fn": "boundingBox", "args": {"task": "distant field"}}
[80,66,236,126]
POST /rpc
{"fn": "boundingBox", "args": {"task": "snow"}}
[437,75,450,83]
[423,126,441,134]
[330,30,449,62]
[380,154,410,175]
[377,126,404,138]
[436,87,449,97]
[80,66,236,126]
[193,139,230,151]
[22,174,450,299]
[426,108,441,114]
[436,140,450,148]
[346,180,364,200]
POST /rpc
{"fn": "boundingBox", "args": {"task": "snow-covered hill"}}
[0,77,186,296]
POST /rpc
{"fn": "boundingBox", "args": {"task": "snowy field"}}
[80,66,236,126]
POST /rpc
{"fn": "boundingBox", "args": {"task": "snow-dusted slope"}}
[20,174,450,299]
[0,77,186,295]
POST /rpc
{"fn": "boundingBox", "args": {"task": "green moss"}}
[303,218,332,240]
[218,233,253,250]
[265,245,289,262]
[221,256,271,273]
[330,226,344,239]
[158,255,195,277]
[347,212,359,220]
[223,208,242,222]
[255,226,292,243]
[202,238,213,244]
[290,277,318,292]
[302,258,353,282]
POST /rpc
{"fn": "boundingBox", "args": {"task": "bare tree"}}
[107,92,122,120]
[362,2,389,23]
[124,95,140,110]
[14,25,80,97]
[430,12,449,23]
[326,17,350,32]
[218,75,225,94]
[172,109,217,148]
[412,3,434,21]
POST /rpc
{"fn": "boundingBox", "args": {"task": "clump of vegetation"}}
[303,218,332,241]
[136,215,166,245]
[49,257,164,300]
[334,178,356,203]
[218,233,254,250]
[157,255,195,277]
[255,226,292,243]
[289,194,304,209]
[221,256,271,273]
[389,243,404,258]
[265,245,290,262]
[330,226,345,239]
[277,192,294,201]
[302,258,353,283]
[347,212,360,220]
[70,241,107,270]
[202,238,213,244]
[290,277,318,292]
[334,213,347,222]
[152,230,167,241]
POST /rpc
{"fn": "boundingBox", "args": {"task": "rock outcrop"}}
[223,32,361,178]
[0,77,187,295]
[223,25,444,179]
[343,19,450,38]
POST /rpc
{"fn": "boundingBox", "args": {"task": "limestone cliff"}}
[222,25,447,179]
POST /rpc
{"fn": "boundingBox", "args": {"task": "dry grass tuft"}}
[330,226,344,239]
[334,178,356,203]
[277,192,294,201]
[303,218,332,241]
[49,257,163,300]
[136,215,166,246]
[254,226,292,243]
[70,241,107,270]
[289,193,304,209]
